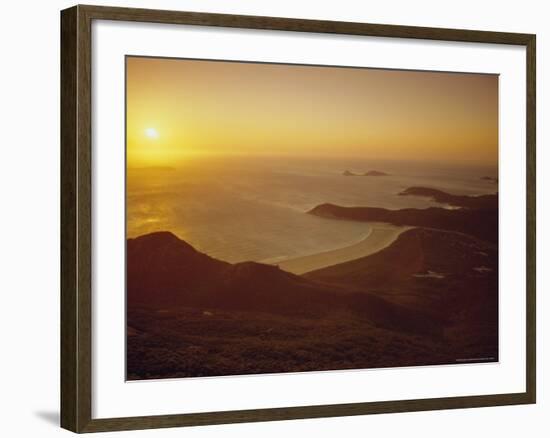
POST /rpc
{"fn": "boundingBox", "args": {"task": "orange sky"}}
[126,56,498,167]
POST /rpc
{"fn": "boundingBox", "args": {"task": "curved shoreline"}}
[272,223,412,275]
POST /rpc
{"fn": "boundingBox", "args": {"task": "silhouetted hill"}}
[127,232,438,334]
[308,202,498,243]
[308,186,498,243]
[305,228,498,365]
[364,170,389,176]
[128,232,332,314]
[399,186,498,210]
[306,228,497,326]
[127,228,498,380]
[343,169,389,176]
[481,176,498,183]
[127,231,230,306]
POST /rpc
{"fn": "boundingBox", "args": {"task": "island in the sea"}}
[127,185,498,380]
[481,176,498,184]
[342,169,390,176]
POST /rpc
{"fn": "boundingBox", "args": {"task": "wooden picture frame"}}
[61,4,536,433]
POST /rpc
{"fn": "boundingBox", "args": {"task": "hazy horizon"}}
[127,157,498,264]
[127,153,500,169]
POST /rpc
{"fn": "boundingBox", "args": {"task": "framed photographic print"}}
[60,5,536,433]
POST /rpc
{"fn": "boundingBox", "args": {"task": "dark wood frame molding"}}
[61,4,536,433]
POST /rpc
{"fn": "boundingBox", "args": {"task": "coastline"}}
[272,223,412,275]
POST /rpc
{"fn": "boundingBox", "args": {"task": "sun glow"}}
[126,57,498,167]
[145,127,159,139]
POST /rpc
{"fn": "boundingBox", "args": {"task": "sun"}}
[145,127,159,139]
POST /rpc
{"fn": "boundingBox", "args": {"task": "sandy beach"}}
[273,223,412,275]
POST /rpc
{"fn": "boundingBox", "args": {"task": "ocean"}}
[127,156,497,264]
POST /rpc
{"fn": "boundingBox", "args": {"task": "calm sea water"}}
[127,156,497,263]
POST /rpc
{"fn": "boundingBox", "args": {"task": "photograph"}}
[125,56,499,380]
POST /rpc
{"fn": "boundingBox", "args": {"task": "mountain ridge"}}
[308,187,498,243]
[127,230,443,334]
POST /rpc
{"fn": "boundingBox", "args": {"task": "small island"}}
[364,170,389,176]
[342,169,390,177]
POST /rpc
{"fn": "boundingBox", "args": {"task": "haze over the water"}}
[127,157,497,263]
[126,57,498,168]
